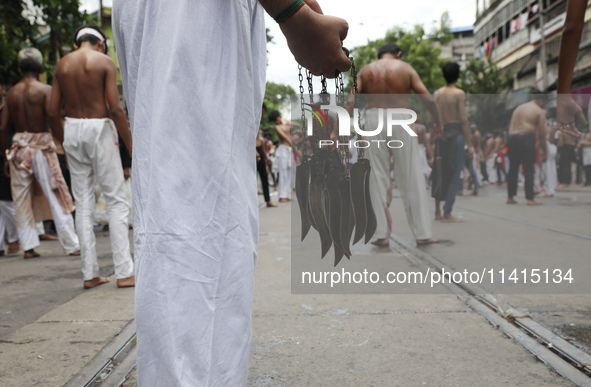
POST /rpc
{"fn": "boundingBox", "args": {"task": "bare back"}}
[508,101,545,136]
[54,48,114,118]
[5,78,51,133]
[434,86,464,125]
[358,58,416,109]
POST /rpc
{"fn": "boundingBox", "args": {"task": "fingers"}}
[577,109,588,126]
[304,0,323,14]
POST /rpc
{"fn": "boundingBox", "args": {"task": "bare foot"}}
[442,214,463,223]
[69,250,81,256]
[542,194,554,198]
[7,241,19,254]
[117,275,135,288]
[279,198,291,202]
[39,234,59,241]
[417,239,440,246]
[24,249,40,259]
[266,201,277,208]
[371,238,389,247]
[506,198,517,204]
[472,190,478,196]
[434,215,442,221]
[84,276,111,289]
[557,184,569,188]
[527,200,543,206]
[457,191,463,196]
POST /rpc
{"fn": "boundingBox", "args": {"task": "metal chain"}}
[298,65,308,157]
[350,57,363,159]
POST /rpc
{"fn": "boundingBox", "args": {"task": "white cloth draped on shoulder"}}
[113,0,266,385]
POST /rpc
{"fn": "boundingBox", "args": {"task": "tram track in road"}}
[64,321,137,387]
[389,233,591,386]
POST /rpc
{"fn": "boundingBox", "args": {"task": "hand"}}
[304,0,323,13]
[432,122,443,139]
[123,167,131,180]
[280,6,350,78]
[556,94,586,138]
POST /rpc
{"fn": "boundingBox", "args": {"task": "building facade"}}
[474,0,591,93]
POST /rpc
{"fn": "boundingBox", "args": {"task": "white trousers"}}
[10,150,79,254]
[63,118,133,281]
[0,201,18,247]
[544,143,558,196]
[276,144,292,199]
[365,109,432,241]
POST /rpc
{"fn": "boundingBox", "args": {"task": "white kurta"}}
[113,1,265,386]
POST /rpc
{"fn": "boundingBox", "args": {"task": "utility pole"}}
[538,0,548,91]
[99,0,103,27]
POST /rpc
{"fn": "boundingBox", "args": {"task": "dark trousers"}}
[257,147,271,203]
[558,144,575,185]
[585,165,591,186]
[507,133,535,200]
[480,161,489,182]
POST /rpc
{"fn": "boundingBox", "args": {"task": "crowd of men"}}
[272,43,591,251]
[0,24,134,289]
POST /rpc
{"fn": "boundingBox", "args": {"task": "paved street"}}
[1,182,590,386]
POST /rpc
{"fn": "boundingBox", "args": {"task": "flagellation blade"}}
[364,160,377,244]
[349,160,369,245]
[338,178,352,258]
[295,159,311,241]
[308,158,332,258]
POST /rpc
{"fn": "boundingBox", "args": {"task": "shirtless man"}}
[0,48,80,259]
[346,42,442,247]
[506,95,548,205]
[269,110,293,202]
[433,62,472,222]
[49,24,134,289]
[256,129,276,207]
[466,124,482,194]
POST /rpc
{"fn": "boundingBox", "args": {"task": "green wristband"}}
[274,0,305,23]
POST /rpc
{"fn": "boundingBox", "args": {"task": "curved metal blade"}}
[325,172,344,253]
[295,159,311,241]
[338,178,352,258]
[364,160,378,244]
[349,160,369,245]
[308,158,332,258]
[334,244,345,267]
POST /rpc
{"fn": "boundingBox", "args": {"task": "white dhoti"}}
[113,0,265,385]
[534,163,542,193]
[62,118,133,281]
[544,143,557,196]
[0,201,18,246]
[486,157,497,184]
[418,143,431,183]
[276,144,292,199]
[364,108,432,241]
[7,132,79,254]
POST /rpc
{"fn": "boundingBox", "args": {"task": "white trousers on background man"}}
[276,144,292,199]
[63,117,133,281]
[364,108,432,241]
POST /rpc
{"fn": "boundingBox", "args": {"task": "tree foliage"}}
[457,58,513,94]
[261,81,296,141]
[347,12,453,92]
[457,58,514,132]
[0,0,88,84]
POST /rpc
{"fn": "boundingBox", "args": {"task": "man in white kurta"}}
[113,0,351,385]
